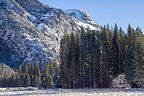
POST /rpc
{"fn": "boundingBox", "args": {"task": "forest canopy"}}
[60,24,144,88]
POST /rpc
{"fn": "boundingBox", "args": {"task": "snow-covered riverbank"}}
[0,88,144,96]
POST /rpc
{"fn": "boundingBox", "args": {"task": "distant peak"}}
[65,9,94,22]
[65,9,101,30]
[65,9,86,12]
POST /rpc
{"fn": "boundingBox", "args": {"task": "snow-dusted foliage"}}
[111,74,131,89]
[133,77,144,88]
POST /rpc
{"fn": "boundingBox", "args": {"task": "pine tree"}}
[107,24,113,41]
[60,34,65,88]
[18,66,24,86]
[49,60,60,88]
[79,27,87,88]
[29,64,35,87]
[111,24,120,77]
[42,63,49,80]
[24,64,28,75]
[100,25,111,88]
[10,74,16,87]
[91,30,101,88]
[86,27,92,88]
[124,24,136,85]
[118,27,126,74]
[25,74,30,87]
[15,73,20,87]
[41,63,54,88]
[41,75,54,88]
[74,31,80,88]
[18,65,22,75]
[34,76,38,87]
[30,74,35,87]
[34,61,41,87]
[60,33,70,88]
[48,63,52,77]
[132,27,144,87]
[69,32,76,88]
[28,64,32,74]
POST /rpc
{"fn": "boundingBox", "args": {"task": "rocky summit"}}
[0,0,100,69]
[65,9,101,30]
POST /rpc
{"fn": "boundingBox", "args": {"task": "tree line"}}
[60,24,144,89]
[1,62,60,88]
[0,24,143,89]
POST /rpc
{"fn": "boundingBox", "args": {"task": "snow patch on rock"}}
[75,21,99,30]
[28,14,37,22]
[65,9,101,30]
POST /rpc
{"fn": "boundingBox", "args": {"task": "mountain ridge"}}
[0,0,101,69]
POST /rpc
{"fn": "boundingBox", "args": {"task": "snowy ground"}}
[0,88,144,96]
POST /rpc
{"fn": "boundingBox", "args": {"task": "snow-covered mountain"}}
[65,9,101,30]
[0,0,101,69]
[0,0,78,68]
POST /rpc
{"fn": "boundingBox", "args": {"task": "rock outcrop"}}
[65,9,101,30]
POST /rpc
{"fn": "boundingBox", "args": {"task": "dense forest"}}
[0,62,60,88]
[0,24,144,89]
[60,24,144,89]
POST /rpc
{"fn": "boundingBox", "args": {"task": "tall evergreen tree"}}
[124,24,136,85]
[118,27,126,74]
[111,24,120,77]
[73,32,80,88]
[42,64,49,79]
[18,65,22,75]
[41,64,54,88]
[15,73,20,87]
[34,61,41,87]
[100,25,111,88]
[79,27,87,88]
[25,74,30,87]
[92,30,101,88]
[10,74,16,87]
[132,27,144,87]
[60,33,71,88]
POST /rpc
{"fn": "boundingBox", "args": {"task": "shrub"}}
[111,74,131,89]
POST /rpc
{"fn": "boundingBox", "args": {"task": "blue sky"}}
[39,0,144,32]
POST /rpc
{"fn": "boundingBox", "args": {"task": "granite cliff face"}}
[65,9,101,30]
[0,0,100,68]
